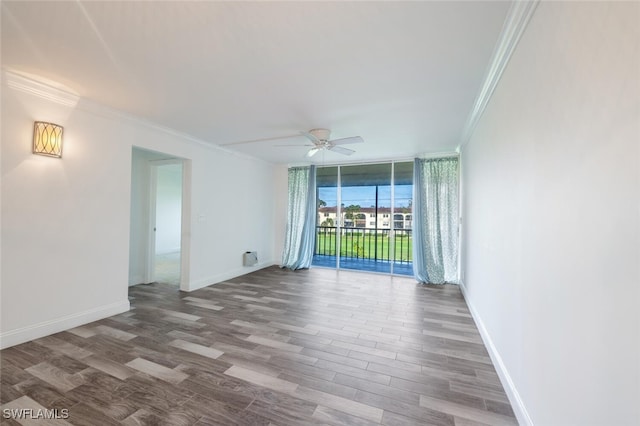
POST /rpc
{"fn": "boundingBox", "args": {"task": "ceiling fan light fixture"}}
[306,147,320,157]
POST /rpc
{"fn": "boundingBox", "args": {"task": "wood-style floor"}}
[0,266,517,425]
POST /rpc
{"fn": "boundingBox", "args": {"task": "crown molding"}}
[2,69,272,165]
[74,97,273,165]
[80,99,271,164]
[458,0,540,150]
[4,70,80,107]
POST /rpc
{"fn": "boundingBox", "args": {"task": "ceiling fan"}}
[299,128,364,157]
[220,128,364,157]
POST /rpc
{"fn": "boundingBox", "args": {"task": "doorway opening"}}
[151,160,183,286]
[129,147,190,290]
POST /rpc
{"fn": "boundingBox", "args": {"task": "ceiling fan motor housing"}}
[309,128,331,142]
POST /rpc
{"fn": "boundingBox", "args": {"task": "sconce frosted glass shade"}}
[33,121,63,158]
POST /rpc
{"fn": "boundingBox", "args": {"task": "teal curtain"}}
[413,157,459,284]
[282,165,316,269]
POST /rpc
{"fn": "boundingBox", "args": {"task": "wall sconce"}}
[33,121,63,158]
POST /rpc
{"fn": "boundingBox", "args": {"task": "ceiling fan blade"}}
[329,136,364,146]
[301,131,320,144]
[273,144,314,147]
[329,145,355,156]
[306,147,321,157]
[219,134,299,146]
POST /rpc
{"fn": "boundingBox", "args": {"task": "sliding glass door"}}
[313,161,413,275]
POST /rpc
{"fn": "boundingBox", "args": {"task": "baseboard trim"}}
[0,300,130,349]
[186,261,278,292]
[459,281,533,426]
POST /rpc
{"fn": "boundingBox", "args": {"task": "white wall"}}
[155,163,182,255]
[1,72,279,348]
[1,78,131,347]
[183,146,276,289]
[460,2,639,425]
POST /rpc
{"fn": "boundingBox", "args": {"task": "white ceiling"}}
[1,1,511,164]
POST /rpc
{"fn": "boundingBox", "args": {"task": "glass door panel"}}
[393,161,414,276]
[314,166,338,268]
[339,163,392,274]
